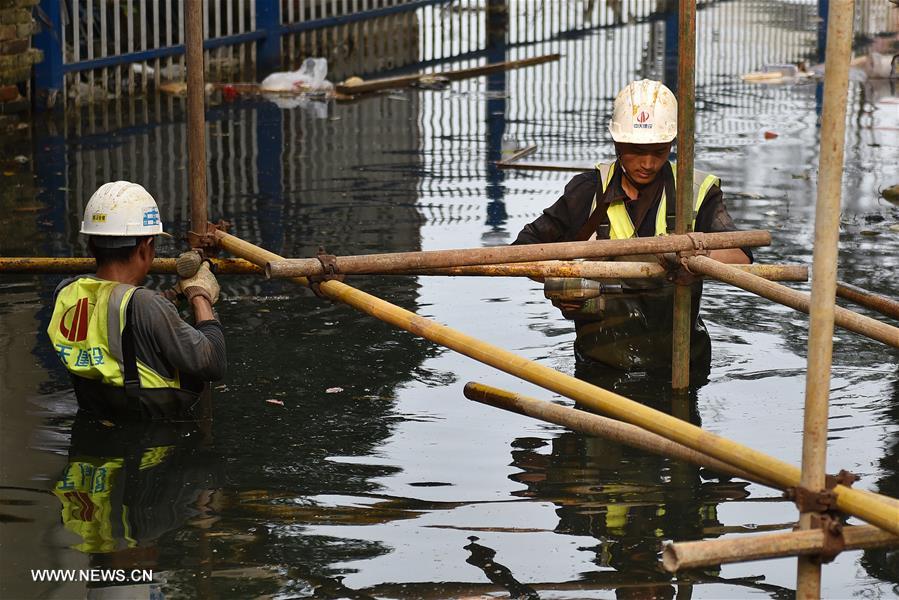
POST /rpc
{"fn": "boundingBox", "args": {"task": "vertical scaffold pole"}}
[185,0,208,242]
[796,2,854,598]
[671,0,696,391]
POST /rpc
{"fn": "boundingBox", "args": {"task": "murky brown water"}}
[2,1,898,598]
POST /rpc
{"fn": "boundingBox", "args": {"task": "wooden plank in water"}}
[335,53,562,95]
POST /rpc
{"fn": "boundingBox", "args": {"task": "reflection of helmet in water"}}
[81,181,170,248]
[608,80,677,144]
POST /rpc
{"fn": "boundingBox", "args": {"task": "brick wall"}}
[0,0,41,116]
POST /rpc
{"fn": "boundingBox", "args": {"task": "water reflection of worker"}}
[507,388,733,596]
[513,80,751,372]
[54,410,220,595]
[46,181,226,420]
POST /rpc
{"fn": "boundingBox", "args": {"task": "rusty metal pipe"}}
[0,257,806,282]
[673,0,699,391]
[837,281,899,321]
[265,230,772,278]
[0,257,263,275]
[685,255,899,348]
[397,261,808,281]
[185,0,208,244]
[664,525,898,572]
[215,230,899,537]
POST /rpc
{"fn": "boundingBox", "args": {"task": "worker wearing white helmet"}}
[514,80,751,373]
[47,181,226,419]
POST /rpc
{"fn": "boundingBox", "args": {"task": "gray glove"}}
[176,262,220,305]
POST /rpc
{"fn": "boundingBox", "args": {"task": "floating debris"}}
[325,387,343,394]
[265,398,285,406]
[882,184,899,205]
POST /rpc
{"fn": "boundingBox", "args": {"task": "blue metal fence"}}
[33,0,450,109]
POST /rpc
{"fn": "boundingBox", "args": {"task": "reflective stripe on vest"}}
[589,162,720,239]
[48,278,180,390]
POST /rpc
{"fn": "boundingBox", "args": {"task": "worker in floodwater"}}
[513,80,752,373]
[47,181,226,420]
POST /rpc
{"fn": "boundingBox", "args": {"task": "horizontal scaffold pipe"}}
[0,257,806,282]
[684,255,899,348]
[663,525,899,572]
[398,261,808,282]
[213,229,899,537]
[463,382,769,486]
[265,230,772,278]
[0,257,263,275]
[837,281,899,321]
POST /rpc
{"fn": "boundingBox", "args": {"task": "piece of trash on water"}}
[260,57,334,93]
[763,63,799,77]
[341,76,365,88]
[411,74,451,90]
[763,131,778,140]
[325,387,343,394]
[882,184,899,205]
[265,398,285,406]
[13,155,28,163]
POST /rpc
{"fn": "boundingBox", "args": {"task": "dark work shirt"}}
[513,161,752,261]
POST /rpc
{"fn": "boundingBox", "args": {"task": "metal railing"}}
[33,0,450,108]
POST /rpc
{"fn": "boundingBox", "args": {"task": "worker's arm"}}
[708,247,751,264]
[513,172,597,284]
[131,290,227,381]
[512,172,596,246]
[694,185,753,263]
[191,295,215,322]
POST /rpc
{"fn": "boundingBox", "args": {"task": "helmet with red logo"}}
[80,181,171,248]
[608,80,678,144]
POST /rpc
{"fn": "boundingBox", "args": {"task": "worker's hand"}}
[176,262,220,305]
[176,250,204,278]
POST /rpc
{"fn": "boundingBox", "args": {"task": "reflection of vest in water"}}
[53,415,217,554]
[47,277,200,419]
[569,162,719,371]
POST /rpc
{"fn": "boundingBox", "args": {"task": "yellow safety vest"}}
[47,278,181,393]
[590,162,721,239]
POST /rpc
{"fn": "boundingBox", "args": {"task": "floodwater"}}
[2,2,899,598]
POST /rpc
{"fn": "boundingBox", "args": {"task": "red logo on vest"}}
[636,111,651,123]
[60,297,91,342]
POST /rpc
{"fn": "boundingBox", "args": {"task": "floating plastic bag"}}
[259,57,334,93]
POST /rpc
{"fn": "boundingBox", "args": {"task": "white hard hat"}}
[608,79,678,144]
[81,181,171,247]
